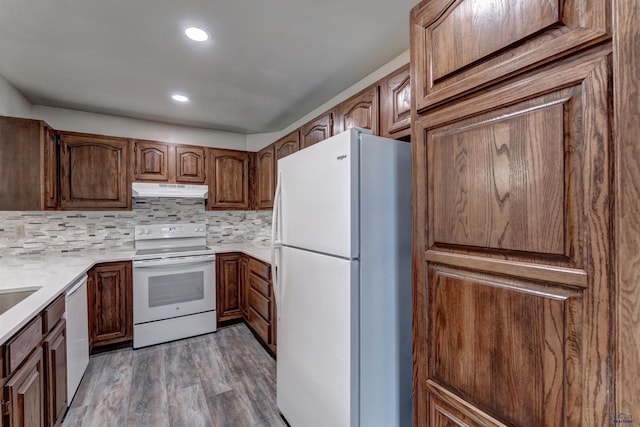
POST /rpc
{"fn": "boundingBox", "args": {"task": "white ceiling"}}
[0,0,416,134]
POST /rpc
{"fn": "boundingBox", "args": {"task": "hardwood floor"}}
[62,323,286,427]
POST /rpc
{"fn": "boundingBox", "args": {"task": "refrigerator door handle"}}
[271,171,283,309]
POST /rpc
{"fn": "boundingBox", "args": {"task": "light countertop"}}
[0,244,271,346]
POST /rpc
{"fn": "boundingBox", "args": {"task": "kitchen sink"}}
[0,289,39,316]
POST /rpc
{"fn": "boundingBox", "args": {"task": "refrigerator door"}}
[277,246,359,427]
[276,128,362,259]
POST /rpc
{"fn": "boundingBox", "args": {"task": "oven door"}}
[132,254,216,324]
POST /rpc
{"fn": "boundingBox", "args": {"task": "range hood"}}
[132,182,208,199]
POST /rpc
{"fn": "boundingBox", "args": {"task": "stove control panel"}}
[134,223,207,240]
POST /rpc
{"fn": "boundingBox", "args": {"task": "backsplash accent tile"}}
[0,198,272,256]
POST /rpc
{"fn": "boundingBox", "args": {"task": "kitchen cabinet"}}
[216,253,243,322]
[133,140,206,184]
[334,84,379,135]
[239,256,249,318]
[255,145,275,210]
[88,261,133,352]
[207,149,250,210]
[247,258,276,354]
[379,64,411,139]
[410,0,614,425]
[43,320,66,427]
[0,117,58,211]
[59,132,131,210]
[274,131,300,161]
[300,111,334,149]
[3,347,45,427]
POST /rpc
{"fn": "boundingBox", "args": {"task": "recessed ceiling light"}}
[184,27,209,42]
[171,94,189,103]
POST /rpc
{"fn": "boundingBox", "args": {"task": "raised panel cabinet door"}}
[43,126,59,210]
[239,256,249,317]
[175,145,206,183]
[335,85,379,135]
[379,64,411,139]
[274,131,300,162]
[300,111,333,149]
[4,348,45,427]
[133,140,170,181]
[256,145,275,209]
[412,47,614,426]
[411,0,610,113]
[44,320,67,427]
[59,133,130,210]
[216,253,243,322]
[89,262,132,349]
[207,149,250,209]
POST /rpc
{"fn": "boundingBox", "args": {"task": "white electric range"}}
[132,223,216,348]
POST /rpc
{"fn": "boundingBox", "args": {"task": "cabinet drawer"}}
[4,315,42,376]
[248,308,270,344]
[249,273,270,299]
[43,294,65,334]
[249,288,270,321]
[248,258,270,281]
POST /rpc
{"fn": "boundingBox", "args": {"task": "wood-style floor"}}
[62,323,287,427]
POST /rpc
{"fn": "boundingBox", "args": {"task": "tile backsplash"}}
[0,198,272,256]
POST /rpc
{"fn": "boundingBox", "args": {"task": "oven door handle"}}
[133,255,216,268]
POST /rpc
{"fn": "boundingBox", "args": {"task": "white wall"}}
[245,50,410,152]
[31,105,246,150]
[0,74,32,118]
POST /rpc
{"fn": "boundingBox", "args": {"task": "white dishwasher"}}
[65,276,89,405]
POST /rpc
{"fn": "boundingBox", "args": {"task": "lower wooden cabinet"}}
[216,253,243,322]
[88,261,133,352]
[216,253,276,354]
[3,348,45,427]
[44,320,67,427]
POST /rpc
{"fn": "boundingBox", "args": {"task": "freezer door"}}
[277,129,361,259]
[276,246,359,427]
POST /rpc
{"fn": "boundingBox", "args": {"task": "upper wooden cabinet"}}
[175,145,206,183]
[207,149,250,210]
[0,117,58,210]
[335,85,379,135]
[379,64,411,139]
[274,131,300,161]
[133,140,206,184]
[411,0,610,113]
[59,132,131,210]
[255,145,276,210]
[300,111,334,149]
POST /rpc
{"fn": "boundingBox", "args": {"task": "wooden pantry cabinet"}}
[59,132,131,210]
[207,149,251,210]
[87,261,133,352]
[133,140,206,184]
[409,0,625,425]
[1,295,67,427]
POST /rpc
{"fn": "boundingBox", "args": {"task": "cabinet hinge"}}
[1,400,9,416]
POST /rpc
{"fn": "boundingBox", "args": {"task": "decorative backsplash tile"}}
[0,198,272,256]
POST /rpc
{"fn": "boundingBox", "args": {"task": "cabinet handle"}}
[1,400,9,416]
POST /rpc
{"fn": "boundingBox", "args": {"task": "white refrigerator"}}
[271,128,412,427]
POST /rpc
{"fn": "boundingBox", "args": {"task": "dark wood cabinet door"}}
[175,145,206,183]
[379,64,411,139]
[300,111,333,149]
[43,126,59,210]
[4,348,45,427]
[59,133,130,210]
[411,6,614,423]
[239,256,249,318]
[133,140,169,181]
[44,320,67,427]
[335,85,379,135]
[274,131,300,161]
[207,149,250,209]
[88,262,132,350]
[411,0,609,113]
[216,253,243,322]
[255,145,275,209]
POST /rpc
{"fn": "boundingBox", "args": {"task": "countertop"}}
[0,244,272,346]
